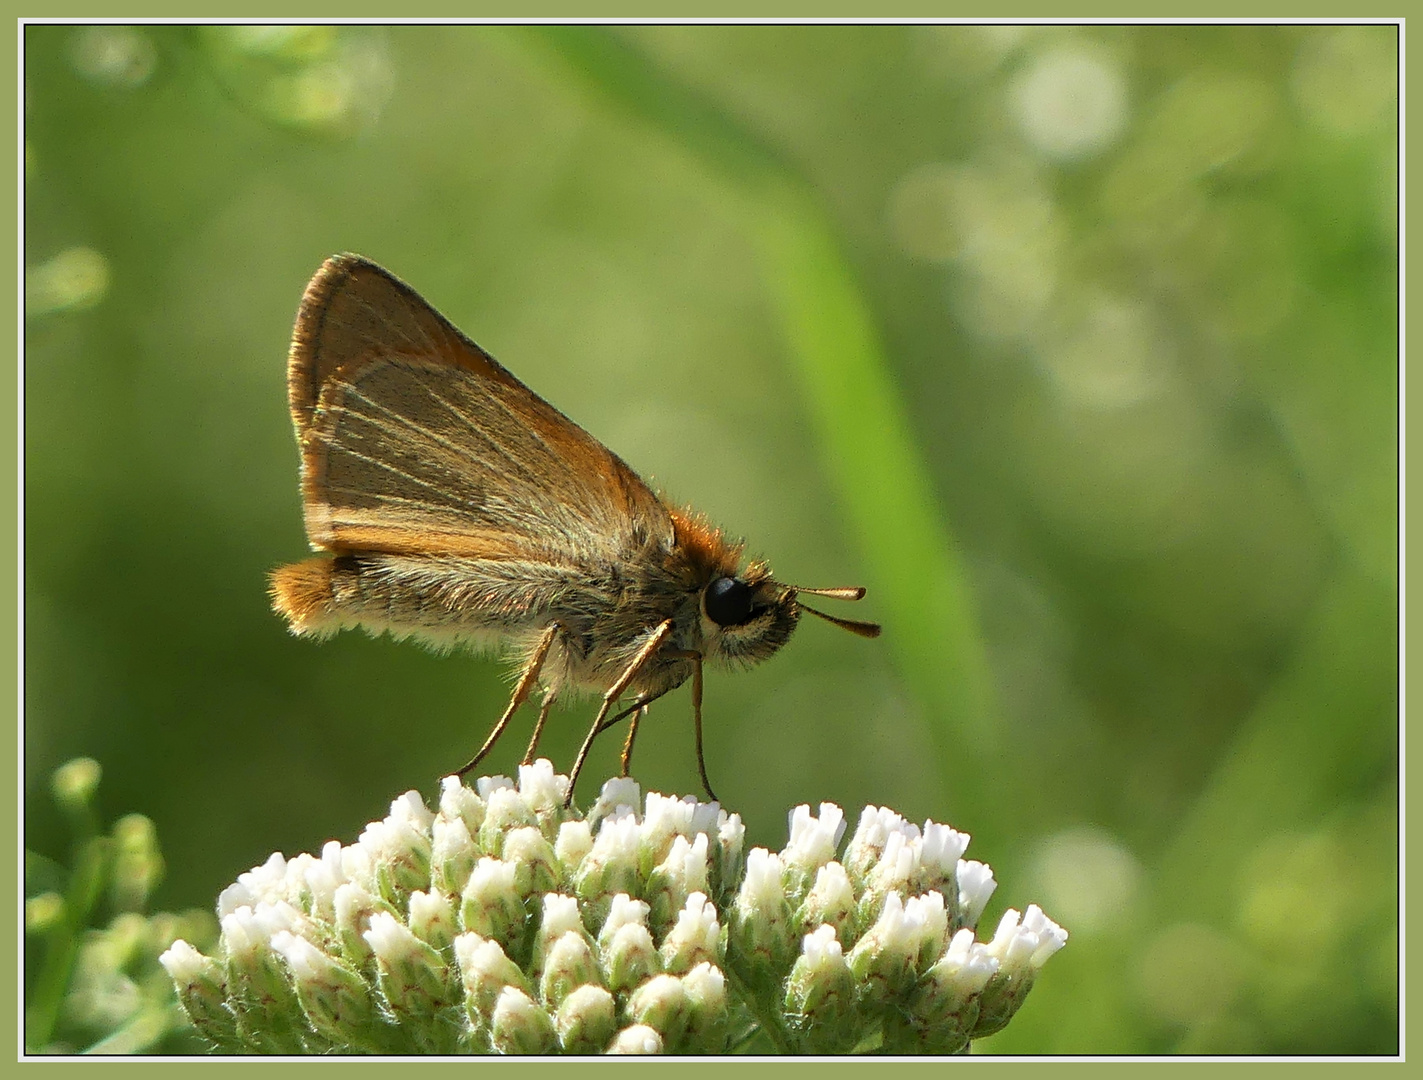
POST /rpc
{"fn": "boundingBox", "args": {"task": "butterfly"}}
[270,254,879,804]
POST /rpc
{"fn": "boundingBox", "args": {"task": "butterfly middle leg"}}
[565,644,712,804]
[582,683,678,785]
[456,621,561,778]
[565,619,676,806]
[520,690,557,766]
[619,705,648,779]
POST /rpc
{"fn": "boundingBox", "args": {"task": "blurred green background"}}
[23,24,1397,1054]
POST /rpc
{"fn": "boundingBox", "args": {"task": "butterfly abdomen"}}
[269,554,402,638]
[270,550,623,651]
[269,556,340,636]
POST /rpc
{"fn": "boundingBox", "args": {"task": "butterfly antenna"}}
[789,584,880,638]
[794,585,867,601]
[798,602,881,638]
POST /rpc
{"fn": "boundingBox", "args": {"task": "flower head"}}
[164,762,1063,1055]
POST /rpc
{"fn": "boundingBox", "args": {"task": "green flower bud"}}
[892,927,999,1053]
[660,892,721,975]
[363,911,455,1025]
[606,1023,663,1054]
[794,861,856,944]
[845,892,945,1001]
[453,932,531,1036]
[95,910,149,971]
[357,793,434,903]
[855,828,918,932]
[727,848,794,994]
[598,894,660,994]
[503,826,560,896]
[438,774,487,838]
[110,813,164,912]
[515,759,570,835]
[431,815,477,897]
[781,803,846,901]
[973,905,1067,1038]
[52,757,102,814]
[639,792,721,869]
[159,938,239,1047]
[554,820,593,879]
[478,785,538,856]
[539,931,600,1010]
[626,973,689,1050]
[407,889,456,952]
[282,850,338,924]
[574,812,642,922]
[554,983,616,1054]
[712,812,746,902]
[681,961,730,1053]
[489,986,555,1055]
[645,832,710,934]
[219,903,308,1051]
[460,857,524,952]
[909,823,969,902]
[332,881,388,970]
[931,926,1000,1001]
[531,894,589,969]
[842,806,911,883]
[25,892,64,934]
[269,930,381,1052]
[784,924,858,1052]
[585,777,642,833]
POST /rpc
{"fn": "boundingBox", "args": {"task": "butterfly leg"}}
[690,654,716,803]
[456,622,559,778]
[594,650,713,799]
[565,619,675,806]
[582,683,675,779]
[520,691,557,766]
[663,649,713,802]
[619,706,648,777]
[654,648,714,800]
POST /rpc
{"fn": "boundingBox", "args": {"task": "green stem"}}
[27,836,112,1050]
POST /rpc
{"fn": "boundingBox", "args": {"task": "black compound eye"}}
[705,576,755,627]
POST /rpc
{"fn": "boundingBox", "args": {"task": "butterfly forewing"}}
[290,255,673,561]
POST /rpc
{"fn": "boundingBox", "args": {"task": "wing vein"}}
[338,375,550,492]
[320,442,466,502]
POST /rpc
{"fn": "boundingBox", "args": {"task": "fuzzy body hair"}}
[271,525,800,703]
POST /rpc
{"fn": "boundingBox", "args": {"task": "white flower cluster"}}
[160,762,1064,1055]
[742,802,1066,1052]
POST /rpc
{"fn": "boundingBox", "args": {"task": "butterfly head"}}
[699,562,880,668]
[699,563,800,667]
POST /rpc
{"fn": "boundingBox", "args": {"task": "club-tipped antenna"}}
[793,585,867,601]
[797,601,882,638]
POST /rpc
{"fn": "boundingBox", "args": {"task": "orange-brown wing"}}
[288,254,673,562]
